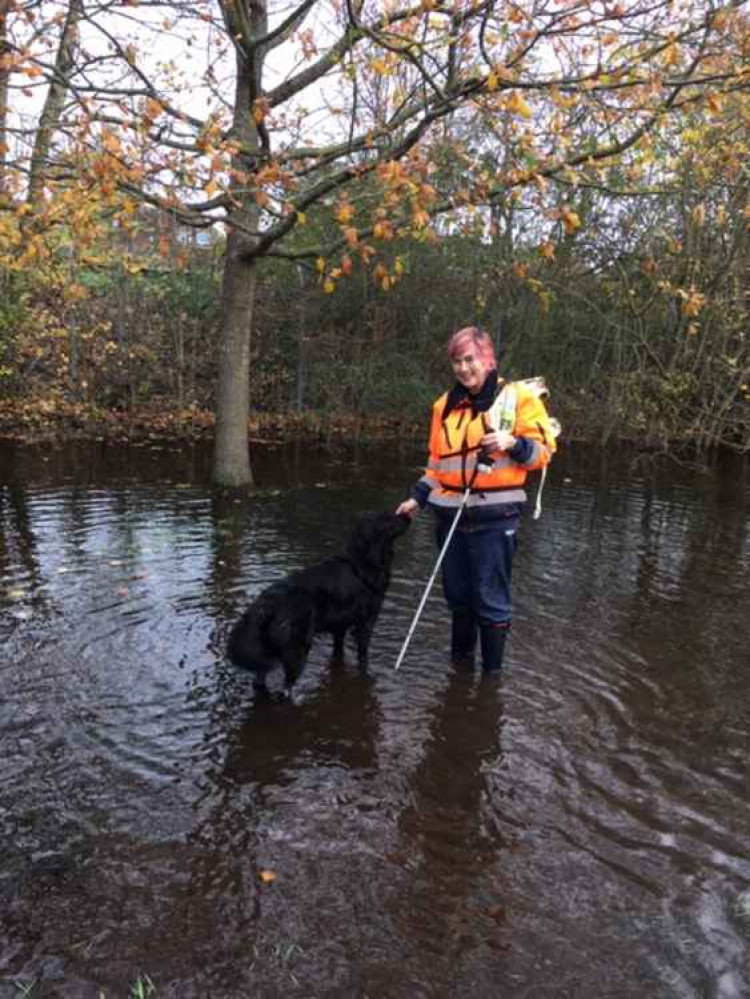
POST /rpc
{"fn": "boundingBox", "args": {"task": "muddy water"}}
[1,441,748,998]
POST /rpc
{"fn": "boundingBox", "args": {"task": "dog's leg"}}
[330,629,346,665]
[251,667,272,700]
[280,646,310,700]
[353,621,375,670]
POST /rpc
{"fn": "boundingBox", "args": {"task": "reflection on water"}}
[1,441,749,998]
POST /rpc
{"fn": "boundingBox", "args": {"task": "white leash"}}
[533,465,547,520]
[394,486,470,671]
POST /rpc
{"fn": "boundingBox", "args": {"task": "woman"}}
[396,326,556,672]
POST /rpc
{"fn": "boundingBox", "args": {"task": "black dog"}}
[227,512,410,696]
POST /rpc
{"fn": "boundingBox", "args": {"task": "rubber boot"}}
[480,624,508,673]
[451,608,478,668]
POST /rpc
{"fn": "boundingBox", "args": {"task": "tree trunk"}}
[213,248,257,486]
[0,0,9,196]
[210,15,265,488]
[26,0,83,211]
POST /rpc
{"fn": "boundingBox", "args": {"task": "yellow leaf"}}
[258,870,277,884]
[561,207,581,234]
[663,42,680,67]
[323,278,336,294]
[507,91,533,119]
[316,256,326,273]
[538,240,555,260]
[373,220,394,241]
[335,202,354,224]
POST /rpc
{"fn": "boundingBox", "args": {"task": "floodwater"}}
[1,439,748,999]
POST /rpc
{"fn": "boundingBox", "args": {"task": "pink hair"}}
[447,326,497,370]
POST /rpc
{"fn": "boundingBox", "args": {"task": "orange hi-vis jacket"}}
[417,380,557,517]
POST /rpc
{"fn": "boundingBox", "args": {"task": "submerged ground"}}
[1,441,749,997]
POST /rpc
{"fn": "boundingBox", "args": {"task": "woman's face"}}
[450,349,487,394]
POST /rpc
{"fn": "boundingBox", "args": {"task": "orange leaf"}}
[561,207,581,235]
[538,240,555,260]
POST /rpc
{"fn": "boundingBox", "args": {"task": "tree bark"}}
[0,0,9,196]
[213,248,257,486]
[26,0,83,211]
[211,28,264,487]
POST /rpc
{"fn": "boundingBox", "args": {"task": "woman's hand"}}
[395,498,420,518]
[480,430,517,452]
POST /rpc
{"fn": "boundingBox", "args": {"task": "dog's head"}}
[346,511,411,566]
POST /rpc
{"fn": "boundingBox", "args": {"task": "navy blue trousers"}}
[436,515,519,626]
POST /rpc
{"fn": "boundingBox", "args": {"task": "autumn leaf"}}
[258,870,277,884]
[538,240,555,260]
[506,91,533,119]
[335,200,354,224]
[373,220,394,241]
[681,288,706,317]
[252,99,269,124]
[560,207,581,234]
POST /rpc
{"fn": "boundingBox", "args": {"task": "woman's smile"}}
[451,351,486,393]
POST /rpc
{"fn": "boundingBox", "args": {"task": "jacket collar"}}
[442,368,501,421]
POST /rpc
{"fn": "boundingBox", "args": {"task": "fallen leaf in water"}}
[8,589,26,599]
[115,587,130,598]
[258,870,277,884]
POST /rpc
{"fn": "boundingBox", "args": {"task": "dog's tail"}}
[226,594,277,671]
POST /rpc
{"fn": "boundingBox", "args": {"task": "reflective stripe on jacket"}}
[419,380,557,515]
